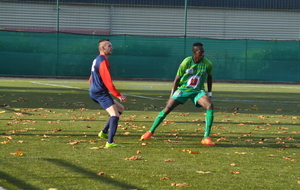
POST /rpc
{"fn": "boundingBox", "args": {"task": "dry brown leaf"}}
[47,129,62,133]
[231,171,241,174]
[196,171,211,174]
[9,130,28,133]
[160,177,171,180]
[171,183,188,187]
[188,151,199,154]
[179,113,189,116]
[165,139,180,143]
[48,121,60,124]
[68,141,79,145]
[234,152,247,155]
[97,172,106,175]
[229,163,236,166]
[164,159,175,162]
[88,146,105,149]
[125,155,142,160]
[10,149,23,156]
[181,149,190,152]
[283,157,295,162]
[266,154,275,157]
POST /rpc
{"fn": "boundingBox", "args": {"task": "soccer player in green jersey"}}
[140,42,215,145]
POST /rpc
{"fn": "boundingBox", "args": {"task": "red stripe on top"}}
[99,58,121,98]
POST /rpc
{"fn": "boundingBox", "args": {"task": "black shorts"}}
[90,91,114,110]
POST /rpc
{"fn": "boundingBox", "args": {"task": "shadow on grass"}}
[0,171,40,190]
[43,158,141,190]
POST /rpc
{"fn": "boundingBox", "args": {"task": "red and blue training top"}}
[89,54,121,98]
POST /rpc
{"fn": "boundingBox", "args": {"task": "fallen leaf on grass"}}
[196,171,211,174]
[10,149,23,156]
[160,177,171,180]
[180,149,198,154]
[67,140,86,145]
[165,139,180,143]
[123,132,131,135]
[47,129,62,133]
[188,150,199,154]
[234,152,247,155]
[171,183,188,187]
[97,172,106,175]
[181,149,190,152]
[88,146,105,149]
[125,155,142,160]
[4,136,13,140]
[283,157,295,162]
[229,163,236,166]
[216,137,228,142]
[164,159,175,162]
[266,154,275,157]
[8,130,28,133]
[179,112,189,116]
[48,121,60,124]
[89,140,97,143]
[0,141,9,144]
[231,171,241,174]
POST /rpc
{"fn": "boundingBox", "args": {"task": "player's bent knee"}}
[206,103,213,110]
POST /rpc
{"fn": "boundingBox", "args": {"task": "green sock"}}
[204,110,214,138]
[149,110,167,133]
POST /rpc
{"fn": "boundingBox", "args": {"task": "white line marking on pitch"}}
[29,81,166,100]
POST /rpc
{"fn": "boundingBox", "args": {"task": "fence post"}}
[56,0,60,32]
[184,0,188,38]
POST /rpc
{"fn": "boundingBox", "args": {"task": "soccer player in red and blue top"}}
[89,39,127,148]
[140,42,215,145]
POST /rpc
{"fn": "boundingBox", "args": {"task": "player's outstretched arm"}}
[169,75,181,98]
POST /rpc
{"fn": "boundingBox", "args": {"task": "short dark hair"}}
[99,39,110,43]
[193,42,203,47]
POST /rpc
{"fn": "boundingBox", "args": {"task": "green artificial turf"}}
[0,78,299,190]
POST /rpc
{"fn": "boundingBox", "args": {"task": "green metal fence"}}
[0,31,299,82]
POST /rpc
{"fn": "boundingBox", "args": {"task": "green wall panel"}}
[0,31,299,82]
